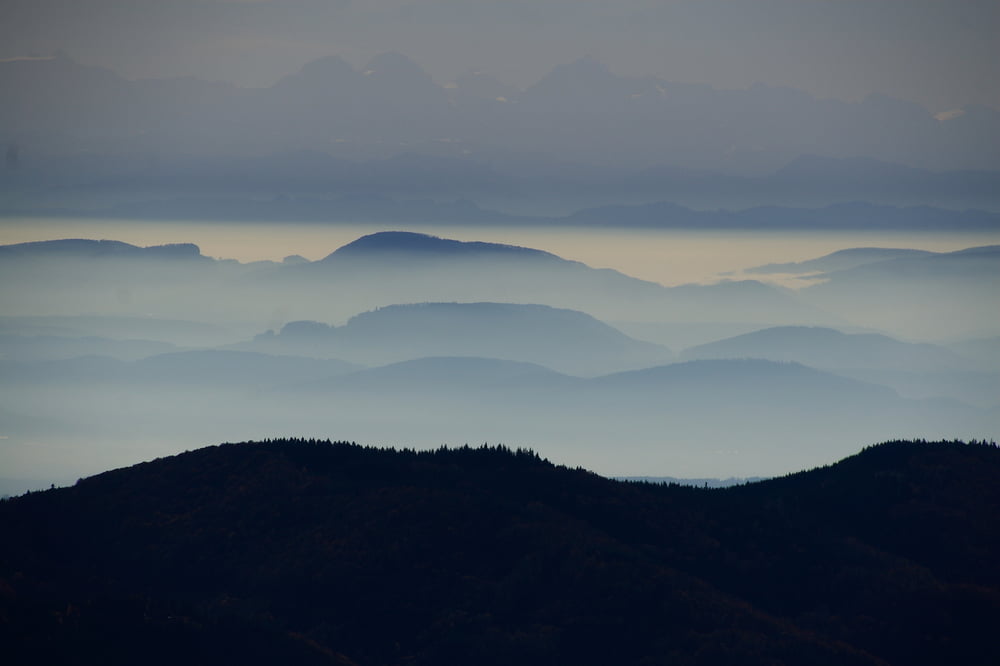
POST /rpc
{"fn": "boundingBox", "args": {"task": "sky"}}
[2,0,998,113]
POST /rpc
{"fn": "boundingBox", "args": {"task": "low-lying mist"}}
[0,227,997,488]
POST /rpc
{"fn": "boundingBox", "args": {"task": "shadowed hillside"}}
[2,439,998,665]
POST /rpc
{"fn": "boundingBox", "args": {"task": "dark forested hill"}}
[2,439,998,666]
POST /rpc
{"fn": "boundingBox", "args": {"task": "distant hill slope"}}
[281,356,896,402]
[746,244,1000,283]
[585,359,899,407]
[245,302,672,376]
[281,231,660,296]
[797,245,1000,339]
[320,231,559,263]
[0,239,246,325]
[746,247,936,274]
[678,327,998,406]
[1,439,997,666]
[816,244,1000,282]
[681,326,969,372]
[0,238,208,261]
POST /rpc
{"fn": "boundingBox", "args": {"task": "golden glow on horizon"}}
[1,218,998,288]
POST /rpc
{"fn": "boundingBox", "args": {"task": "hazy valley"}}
[1,231,997,488]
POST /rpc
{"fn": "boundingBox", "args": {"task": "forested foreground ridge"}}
[2,439,999,666]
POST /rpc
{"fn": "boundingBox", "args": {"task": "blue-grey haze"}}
[0,231,997,486]
[2,1,998,488]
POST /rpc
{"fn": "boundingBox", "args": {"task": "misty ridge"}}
[240,302,672,376]
[1,231,996,337]
[0,231,833,326]
[3,52,1000,216]
[0,231,997,485]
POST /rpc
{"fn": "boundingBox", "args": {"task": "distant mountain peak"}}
[524,55,642,103]
[322,231,557,262]
[746,246,938,275]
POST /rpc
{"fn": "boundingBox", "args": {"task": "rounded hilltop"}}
[322,231,555,261]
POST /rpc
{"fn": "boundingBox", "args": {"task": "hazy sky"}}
[2,0,998,112]
[2,218,996,287]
